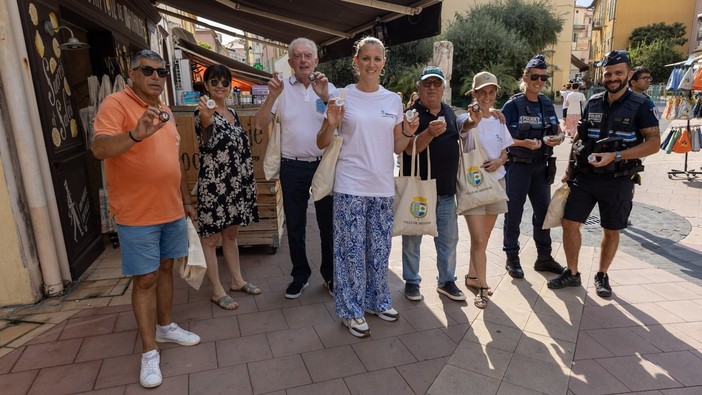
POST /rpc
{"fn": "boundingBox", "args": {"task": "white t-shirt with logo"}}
[330,84,403,197]
[459,116,514,180]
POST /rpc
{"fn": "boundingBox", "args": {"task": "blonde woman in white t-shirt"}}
[564,83,586,138]
[457,72,514,309]
[317,36,419,338]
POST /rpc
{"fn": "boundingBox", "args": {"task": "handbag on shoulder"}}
[311,89,345,201]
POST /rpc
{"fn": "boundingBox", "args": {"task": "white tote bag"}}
[311,133,342,201]
[543,182,570,229]
[263,96,283,180]
[392,139,438,237]
[455,131,507,214]
[175,218,208,290]
[311,89,346,201]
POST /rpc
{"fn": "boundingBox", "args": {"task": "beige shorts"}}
[461,178,508,216]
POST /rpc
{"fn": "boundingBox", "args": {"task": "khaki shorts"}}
[461,178,508,216]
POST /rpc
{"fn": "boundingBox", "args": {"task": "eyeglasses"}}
[635,76,653,82]
[420,79,444,88]
[526,74,550,82]
[209,79,231,88]
[133,65,170,78]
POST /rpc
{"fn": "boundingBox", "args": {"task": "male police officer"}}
[548,50,660,297]
[501,54,566,278]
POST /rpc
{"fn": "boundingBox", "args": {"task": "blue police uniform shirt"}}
[402,101,460,196]
[502,96,559,159]
[582,89,659,142]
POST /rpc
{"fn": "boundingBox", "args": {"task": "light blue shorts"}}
[116,217,187,276]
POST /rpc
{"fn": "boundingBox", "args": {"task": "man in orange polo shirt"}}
[93,50,200,388]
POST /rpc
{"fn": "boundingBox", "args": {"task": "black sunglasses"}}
[209,79,231,88]
[526,74,550,82]
[133,65,170,78]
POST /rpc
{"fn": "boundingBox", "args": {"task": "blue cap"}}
[601,50,630,66]
[525,54,548,70]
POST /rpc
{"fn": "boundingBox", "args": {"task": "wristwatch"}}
[614,151,622,162]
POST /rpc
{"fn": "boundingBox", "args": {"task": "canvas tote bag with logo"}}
[455,131,507,214]
[392,138,438,237]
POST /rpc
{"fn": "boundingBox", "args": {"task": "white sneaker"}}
[342,317,370,338]
[155,323,201,346]
[140,350,162,388]
[366,307,399,322]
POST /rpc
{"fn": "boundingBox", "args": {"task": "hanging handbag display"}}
[392,138,438,237]
[263,96,283,180]
[455,131,507,214]
[672,128,692,154]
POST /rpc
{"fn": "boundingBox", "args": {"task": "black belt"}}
[509,156,546,164]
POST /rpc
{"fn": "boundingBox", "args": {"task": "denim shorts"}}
[116,217,187,275]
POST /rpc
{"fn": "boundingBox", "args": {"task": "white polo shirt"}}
[272,76,336,159]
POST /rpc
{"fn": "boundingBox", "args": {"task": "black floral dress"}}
[194,108,259,238]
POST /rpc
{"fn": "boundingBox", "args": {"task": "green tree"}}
[470,0,564,55]
[629,22,687,48]
[197,41,212,50]
[628,39,685,84]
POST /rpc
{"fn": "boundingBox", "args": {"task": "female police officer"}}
[501,54,566,278]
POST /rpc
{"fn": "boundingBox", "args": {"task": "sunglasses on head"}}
[133,65,170,78]
[526,74,550,82]
[421,79,443,88]
[209,79,231,88]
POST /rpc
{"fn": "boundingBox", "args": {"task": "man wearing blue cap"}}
[548,50,660,297]
[501,54,566,279]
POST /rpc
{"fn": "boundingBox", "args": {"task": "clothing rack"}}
[667,122,701,181]
[664,58,701,181]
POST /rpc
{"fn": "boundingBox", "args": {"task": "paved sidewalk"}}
[1,124,701,394]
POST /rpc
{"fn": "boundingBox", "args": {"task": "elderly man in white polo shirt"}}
[254,37,335,299]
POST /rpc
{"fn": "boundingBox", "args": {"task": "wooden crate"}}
[239,179,285,251]
[172,107,284,251]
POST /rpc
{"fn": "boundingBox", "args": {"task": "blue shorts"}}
[116,217,188,276]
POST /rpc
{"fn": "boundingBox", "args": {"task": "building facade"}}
[589,0,696,63]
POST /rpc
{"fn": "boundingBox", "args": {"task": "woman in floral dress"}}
[195,64,259,310]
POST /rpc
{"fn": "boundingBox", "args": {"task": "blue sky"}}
[576,0,591,5]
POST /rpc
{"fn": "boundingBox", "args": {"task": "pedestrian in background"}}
[564,82,586,138]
